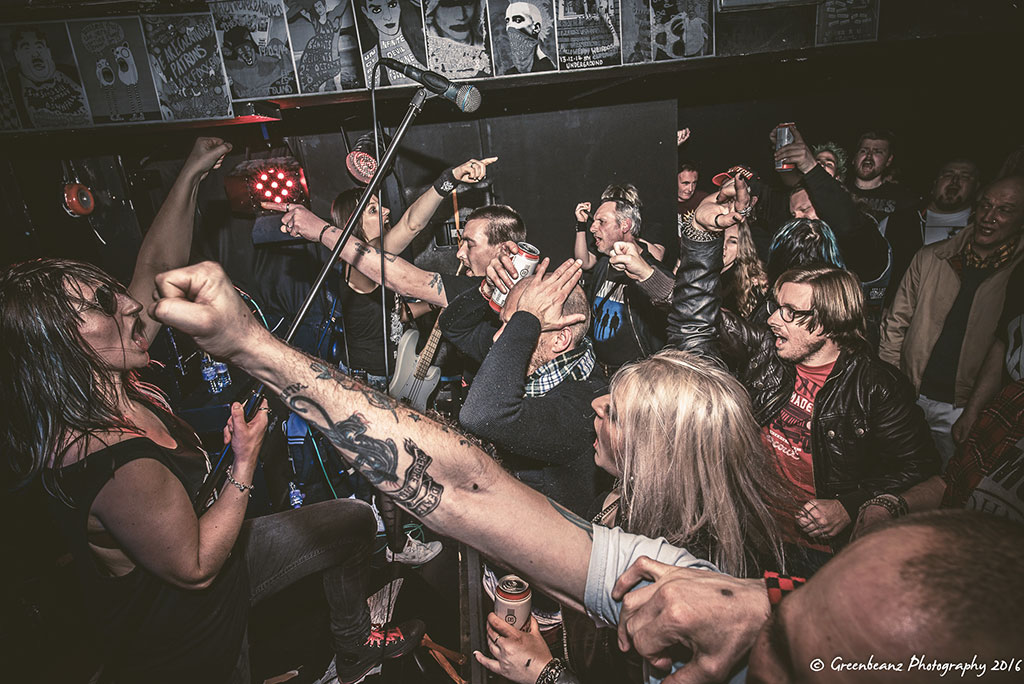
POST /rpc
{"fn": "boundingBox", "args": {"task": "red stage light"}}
[224,157,311,215]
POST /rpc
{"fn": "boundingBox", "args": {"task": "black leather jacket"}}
[668,231,940,518]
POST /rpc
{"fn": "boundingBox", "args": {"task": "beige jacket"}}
[879,226,1024,406]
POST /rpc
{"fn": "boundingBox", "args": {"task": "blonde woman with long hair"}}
[479,348,792,684]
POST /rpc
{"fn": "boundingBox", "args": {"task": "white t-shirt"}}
[923,207,971,245]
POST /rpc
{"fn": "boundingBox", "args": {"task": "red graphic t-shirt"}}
[763,360,835,551]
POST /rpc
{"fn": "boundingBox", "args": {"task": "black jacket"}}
[585,247,670,370]
[668,231,940,519]
[442,288,605,515]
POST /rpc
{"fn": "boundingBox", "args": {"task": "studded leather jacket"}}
[668,230,940,518]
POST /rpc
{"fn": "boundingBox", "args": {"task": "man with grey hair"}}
[577,184,670,373]
[439,254,604,515]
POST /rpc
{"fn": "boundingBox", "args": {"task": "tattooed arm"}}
[152,261,591,610]
[270,203,451,307]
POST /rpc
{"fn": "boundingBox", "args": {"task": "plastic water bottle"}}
[288,481,305,509]
[201,354,220,394]
[214,362,232,393]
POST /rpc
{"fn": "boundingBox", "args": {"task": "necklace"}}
[591,498,620,525]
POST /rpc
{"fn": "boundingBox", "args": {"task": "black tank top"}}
[338,274,396,376]
[49,410,249,684]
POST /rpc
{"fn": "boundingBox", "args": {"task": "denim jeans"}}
[229,497,377,683]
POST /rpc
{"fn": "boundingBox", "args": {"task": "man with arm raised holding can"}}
[440,251,604,516]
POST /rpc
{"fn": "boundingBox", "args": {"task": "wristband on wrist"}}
[225,466,254,498]
[860,493,908,519]
[575,221,589,233]
[764,571,806,608]
[319,224,332,244]
[434,167,458,196]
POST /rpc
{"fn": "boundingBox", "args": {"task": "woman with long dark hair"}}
[0,138,422,684]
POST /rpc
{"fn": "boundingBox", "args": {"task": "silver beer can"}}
[775,122,796,171]
[494,574,532,632]
[489,242,541,312]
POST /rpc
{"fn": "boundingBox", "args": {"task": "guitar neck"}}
[413,319,444,380]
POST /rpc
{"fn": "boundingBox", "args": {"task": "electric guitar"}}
[389,318,443,412]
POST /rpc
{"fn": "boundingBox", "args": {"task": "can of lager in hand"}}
[775,122,796,171]
[494,574,532,631]
[489,242,541,312]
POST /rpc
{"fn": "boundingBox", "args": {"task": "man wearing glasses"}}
[669,174,939,575]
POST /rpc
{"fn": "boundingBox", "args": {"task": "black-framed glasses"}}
[766,298,814,323]
[74,282,122,317]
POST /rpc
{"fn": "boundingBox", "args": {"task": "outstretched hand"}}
[262,202,332,243]
[151,261,267,364]
[514,257,586,331]
[612,556,769,683]
[452,157,498,184]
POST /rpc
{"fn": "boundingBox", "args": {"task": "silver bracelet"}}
[536,658,567,684]
[225,466,254,498]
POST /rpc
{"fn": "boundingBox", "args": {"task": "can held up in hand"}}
[489,242,541,312]
[775,123,796,171]
[494,574,532,632]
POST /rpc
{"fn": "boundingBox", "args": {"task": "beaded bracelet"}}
[225,466,254,498]
[860,493,908,519]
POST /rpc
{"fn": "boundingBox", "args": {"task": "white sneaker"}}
[385,535,442,565]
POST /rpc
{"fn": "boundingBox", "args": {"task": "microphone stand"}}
[193,87,431,512]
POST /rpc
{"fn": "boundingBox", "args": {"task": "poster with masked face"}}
[353,0,428,87]
[554,0,622,70]
[422,0,493,79]
[283,0,365,93]
[0,22,92,129]
[210,0,299,100]
[489,0,557,76]
[68,17,163,124]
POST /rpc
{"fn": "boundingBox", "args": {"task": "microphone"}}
[378,58,481,113]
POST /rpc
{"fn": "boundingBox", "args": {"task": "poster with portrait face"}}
[0,22,93,129]
[210,0,299,100]
[651,0,713,61]
[352,0,428,86]
[283,0,364,93]
[422,0,494,79]
[489,0,558,75]
[554,0,622,70]
[142,14,233,121]
[619,0,651,63]
[67,17,163,124]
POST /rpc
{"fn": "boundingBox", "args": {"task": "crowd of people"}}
[2,121,1023,684]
